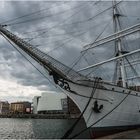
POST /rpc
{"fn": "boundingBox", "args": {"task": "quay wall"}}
[0,113,80,119]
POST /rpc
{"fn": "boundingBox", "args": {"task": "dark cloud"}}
[0,1,140,101]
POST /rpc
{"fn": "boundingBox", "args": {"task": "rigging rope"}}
[0,2,88,25]
[115,9,140,84]
[26,1,100,43]
[45,20,112,55]
[65,19,112,77]
[0,29,109,101]
[23,18,107,42]
[125,57,140,83]
[61,77,100,139]
[85,19,113,77]
[112,60,119,84]
[5,2,89,27]
[20,1,100,35]
[0,3,64,25]
[0,33,58,89]
[17,0,119,43]
[80,1,122,50]
[28,18,112,55]
[70,90,132,139]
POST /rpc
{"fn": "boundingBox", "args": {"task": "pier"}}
[0,113,80,119]
[101,128,140,139]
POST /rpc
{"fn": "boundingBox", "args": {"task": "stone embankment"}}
[0,114,80,119]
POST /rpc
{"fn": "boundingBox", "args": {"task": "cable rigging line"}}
[35,36,75,47]
[26,1,100,43]
[84,19,113,77]
[0,2,86,25]
[0,4,57,25]
[22,18,109,45]
[20,1,100,35]
[69,90,132,139]
[4,1,98,27]
[62,78,100,139]
[4,2,89,27]
[32,16,111,55]
[34,18,112,53]
[80,1,123,50]
[24,2,101,51]
[25,26,91,46]
[20,0,121,43]
[0,1,123,80]
[64,19,112,79]
[0,31,111,104]
[4,0,120,52]
[24,21,103,39]
[125,57,140,83]
[25,30,86,38]
[63,19,113,77]
[45,27,96,54]
[40,2,123,75]
[0,33,57,88]
[115,9,140,84]
[21,1,120,39]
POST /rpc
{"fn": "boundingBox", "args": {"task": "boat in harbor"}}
[0,1,140,138]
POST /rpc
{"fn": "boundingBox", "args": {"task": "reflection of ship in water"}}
[31,119,90,139]
[0,0,140,138]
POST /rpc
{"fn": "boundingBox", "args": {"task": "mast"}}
[113,0,127,87]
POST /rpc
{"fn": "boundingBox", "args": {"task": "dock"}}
[100,128,140,139]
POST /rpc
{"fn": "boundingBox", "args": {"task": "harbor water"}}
[0,118,90,139]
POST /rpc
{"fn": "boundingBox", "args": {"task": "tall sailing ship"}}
[0,0,140,138]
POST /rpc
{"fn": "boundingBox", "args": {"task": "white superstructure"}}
[37,92,67,112]
[33,92,67,113]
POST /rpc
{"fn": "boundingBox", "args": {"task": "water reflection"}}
[0,118,90,139]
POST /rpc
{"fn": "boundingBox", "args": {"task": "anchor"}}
[93,100,103,113]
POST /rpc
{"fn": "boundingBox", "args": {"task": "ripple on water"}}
[0,118,89,139]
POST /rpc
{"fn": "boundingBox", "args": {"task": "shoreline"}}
[0,114,80,119]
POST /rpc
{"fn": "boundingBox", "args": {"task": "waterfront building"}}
[32,96,41,114]
[34,92,67,114]
[67,97,81,115]
[10,101,31,114]
[32,92,81,115]
[0,101,9,114]
[61,98,68,113]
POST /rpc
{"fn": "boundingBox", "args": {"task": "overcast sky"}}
[0,1,139,102]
